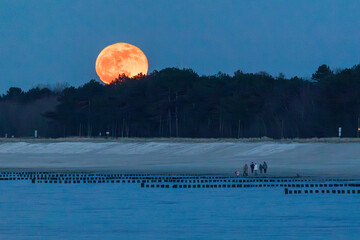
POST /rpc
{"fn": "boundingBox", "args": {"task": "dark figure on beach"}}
[250,162,255,174]
[263,161,268,174]
[259,164,263,174]
[243,164,249,177]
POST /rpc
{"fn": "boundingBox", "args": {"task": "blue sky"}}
[1,0,360,91]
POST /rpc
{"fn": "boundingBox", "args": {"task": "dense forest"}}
[1,64,360,139]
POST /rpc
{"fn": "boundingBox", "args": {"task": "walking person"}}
[250,162,255,174]
[263,161,268,174]
[259,164,263,174]
[243,164,249,177]
[254,163,259,176]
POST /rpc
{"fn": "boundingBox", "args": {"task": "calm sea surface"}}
[1,180,360,239]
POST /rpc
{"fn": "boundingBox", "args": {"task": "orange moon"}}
[95,42,148,84]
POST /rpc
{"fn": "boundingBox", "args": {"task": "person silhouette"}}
[243,164,249,177]
[250,162,255,174]
[263,161,268,174]
[254,163,259,176]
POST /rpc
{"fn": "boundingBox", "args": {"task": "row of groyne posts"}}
[1,171,360,195]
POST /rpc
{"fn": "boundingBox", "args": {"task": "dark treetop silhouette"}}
[1,64,360,139]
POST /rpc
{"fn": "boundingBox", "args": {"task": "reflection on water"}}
[0,180,360,239]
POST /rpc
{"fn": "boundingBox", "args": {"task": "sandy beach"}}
[0,138,359,177]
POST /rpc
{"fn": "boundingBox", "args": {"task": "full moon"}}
[95,42,148,84]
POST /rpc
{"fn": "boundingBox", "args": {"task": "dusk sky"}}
[1,0,360,91]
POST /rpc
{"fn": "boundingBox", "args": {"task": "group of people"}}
[235,161,268,177]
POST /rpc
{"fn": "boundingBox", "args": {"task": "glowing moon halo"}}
[95,42,148,84]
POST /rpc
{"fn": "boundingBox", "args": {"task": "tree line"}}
[1,64,360,139]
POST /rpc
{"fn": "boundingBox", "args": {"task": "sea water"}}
[1,180,360,239]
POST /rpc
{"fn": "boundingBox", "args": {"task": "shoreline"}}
[1,167,359,179]
[1,168,359,180]
[1,137,360,143]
